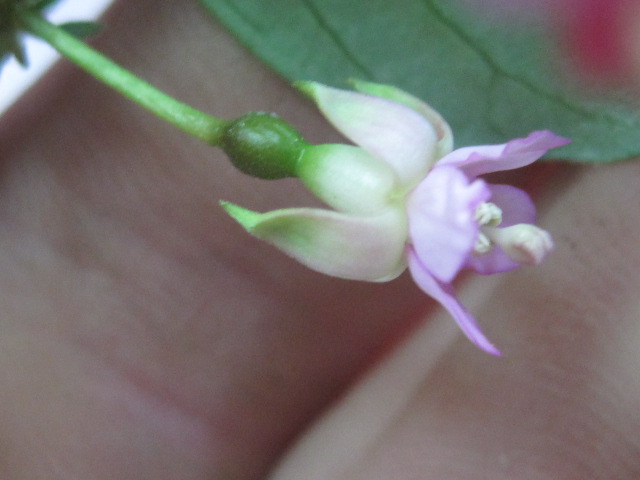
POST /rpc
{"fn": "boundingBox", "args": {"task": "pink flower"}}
[223,81,569,354]
[405,132,565,354]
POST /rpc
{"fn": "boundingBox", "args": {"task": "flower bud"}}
[221,111,308,179]
[297,144,399,214]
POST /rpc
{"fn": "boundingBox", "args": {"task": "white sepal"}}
[297,81,438,188]
[222,202,408,282]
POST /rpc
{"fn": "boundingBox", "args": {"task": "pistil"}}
[482,224,554,265]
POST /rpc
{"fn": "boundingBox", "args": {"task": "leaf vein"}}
[421,0,605,121]
[300,0,375,80]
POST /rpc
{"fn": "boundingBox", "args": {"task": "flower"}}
[222,81,570,355]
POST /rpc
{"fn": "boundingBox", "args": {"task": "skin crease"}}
[0,1,639,479]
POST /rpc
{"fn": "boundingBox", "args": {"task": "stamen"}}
[475,202,502,227]
[473,232,492,255]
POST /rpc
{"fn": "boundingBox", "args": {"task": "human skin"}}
[0,0,639,478]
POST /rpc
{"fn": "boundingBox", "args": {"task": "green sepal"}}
[0,0,61,68]
[0,30,26,66]
[0,0,23,66]
[219,201,262,232]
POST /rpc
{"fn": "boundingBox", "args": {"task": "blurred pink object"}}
[464,0,640,83]
[563,0,639,81]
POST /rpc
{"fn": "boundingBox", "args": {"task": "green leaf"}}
[199,0,640,163]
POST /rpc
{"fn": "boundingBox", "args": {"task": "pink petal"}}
[437,130,570,177]
[489,184,537,226]
[300,83,438,187]
[407,247,501,355]
[466,244,520,275]
[465,184,536,274]
[406,166,490,283]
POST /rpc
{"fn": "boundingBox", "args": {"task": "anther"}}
[473,232,492,255]
[475,202,502,227]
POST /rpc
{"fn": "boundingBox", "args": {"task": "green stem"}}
[17,10,227,145]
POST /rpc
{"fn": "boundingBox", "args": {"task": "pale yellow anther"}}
[475,202,503,227]
[473,232,492,255]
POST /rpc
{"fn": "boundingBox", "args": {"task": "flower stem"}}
[16,10,227,145]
